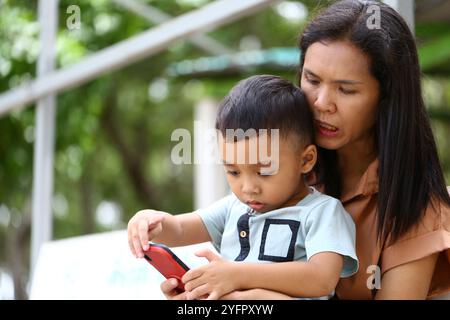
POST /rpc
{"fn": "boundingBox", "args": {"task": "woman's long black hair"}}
[299,0,450,244]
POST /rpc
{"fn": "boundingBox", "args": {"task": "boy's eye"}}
[227,171,239,177]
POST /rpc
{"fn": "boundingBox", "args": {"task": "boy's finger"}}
[195,249,221,262]
[206,292,220,300]
[186,284,210,301]
[128,237,137,257]
[148,214,165,225]
[184,276,206,293]
[127,225,137,257]
[182,267,203,283]
[131,231,144,258]
[138,219,150,250]
[147,226,162,243]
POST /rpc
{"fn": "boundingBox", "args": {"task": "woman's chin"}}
[316,138,342,151]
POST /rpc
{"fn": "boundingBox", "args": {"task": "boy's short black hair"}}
[215,75,315,146]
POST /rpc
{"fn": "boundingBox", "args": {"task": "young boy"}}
[128,75,358,299]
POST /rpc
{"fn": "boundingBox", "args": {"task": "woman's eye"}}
[307,79,319,86]
[339,87,356,95]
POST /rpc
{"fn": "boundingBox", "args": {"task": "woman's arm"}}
[160,278,293,300]
[220,289,294,300]
[375,253,439,300]
[375,187,448,299]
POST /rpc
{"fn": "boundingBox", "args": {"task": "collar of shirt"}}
[341,158,379,204]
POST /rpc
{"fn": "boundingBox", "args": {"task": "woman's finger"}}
[160,279,186,300]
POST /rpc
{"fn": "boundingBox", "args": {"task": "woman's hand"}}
[182,249,240,300]
[160,278,187,300]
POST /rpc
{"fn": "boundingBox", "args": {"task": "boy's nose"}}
[241,180,260,195]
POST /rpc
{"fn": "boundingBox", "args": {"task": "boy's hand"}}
[127,209,166,258]
[182,249,240,300]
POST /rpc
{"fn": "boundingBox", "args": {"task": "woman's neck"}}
[337,136,377,192]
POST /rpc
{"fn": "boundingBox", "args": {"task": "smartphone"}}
[143,243,190,291]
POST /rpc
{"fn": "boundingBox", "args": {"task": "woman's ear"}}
[300,144,317,174]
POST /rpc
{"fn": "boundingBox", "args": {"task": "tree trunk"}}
[6,207,31,300]
[100,90,156,208]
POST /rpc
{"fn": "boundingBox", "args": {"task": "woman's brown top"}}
[326,159,450,299]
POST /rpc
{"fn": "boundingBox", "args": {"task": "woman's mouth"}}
[247,201,265,211]
[316,120,339,137]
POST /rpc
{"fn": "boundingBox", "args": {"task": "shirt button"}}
[240,231,247,238]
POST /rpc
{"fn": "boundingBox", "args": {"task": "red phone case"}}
[143,243,190,291]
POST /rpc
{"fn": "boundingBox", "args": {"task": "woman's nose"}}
[314,88,336,113]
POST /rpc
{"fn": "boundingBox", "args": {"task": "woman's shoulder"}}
[380,193,450,298]
[380,191,450,295]
[424,192,450,230]
[383,193,449,250]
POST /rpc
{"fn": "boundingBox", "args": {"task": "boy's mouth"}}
[247,201,265,211]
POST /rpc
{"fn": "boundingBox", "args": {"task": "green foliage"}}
[418,28,450,73]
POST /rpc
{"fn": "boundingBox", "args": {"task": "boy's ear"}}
[300,144,317,174]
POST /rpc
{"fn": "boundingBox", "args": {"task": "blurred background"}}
[0,0,449,299]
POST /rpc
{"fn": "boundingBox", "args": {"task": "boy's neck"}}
[281,181,311,208]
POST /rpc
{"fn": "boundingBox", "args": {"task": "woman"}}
[161,0,450,299]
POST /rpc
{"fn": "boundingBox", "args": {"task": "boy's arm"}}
[153,193,233,248]
[154,212,211,247]
[183,250,343,299]
[128,210,211,258]
[236,252,343,297]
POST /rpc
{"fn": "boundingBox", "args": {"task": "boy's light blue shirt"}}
[196,187,359,278]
